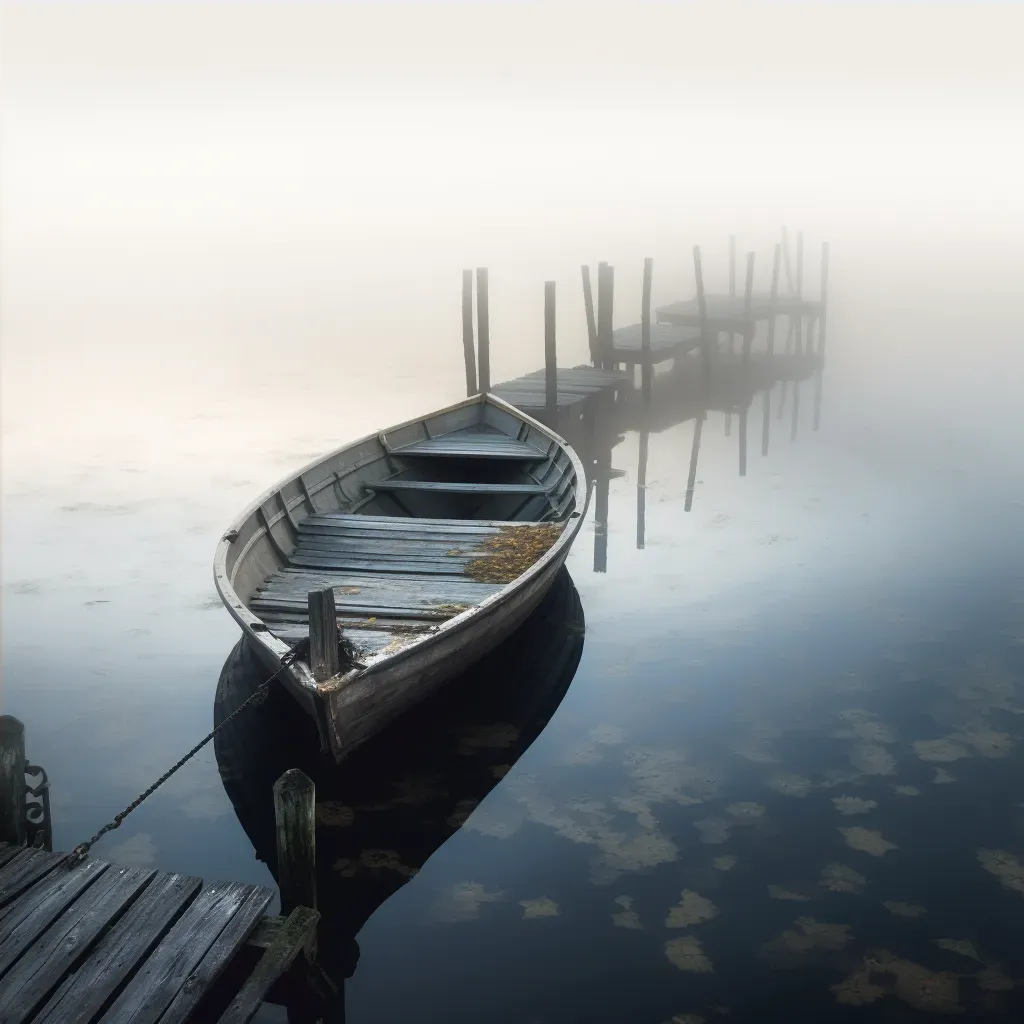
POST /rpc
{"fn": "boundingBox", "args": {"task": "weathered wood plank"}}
[274,772,316,921]
[0,717,26,848]
[35,872,202,1024]
[218,907,319,1024]
[0,865,154,1023]
[0,857,109,977]
[0,848,65,912]
[99,882,272,1024]
[393,436,544,459]
[307,589,339,683]
[155,887,275,1024]
[0,845,22,871]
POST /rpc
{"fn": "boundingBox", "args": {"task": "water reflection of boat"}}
[213,566,585,1000]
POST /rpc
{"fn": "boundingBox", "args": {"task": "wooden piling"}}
[813,242,830,430]
[791,234,804,439]
[273,769,317,947]
[581,266,599,366]
[725,236,737,436]
[597,263,614,372]
[781,225,794,293]
[544,280,557,420]
[476,267,490,393]
[0,716,26,848]
[307,589,339,683]
[636,429,649,550]
[684,414,704,512]
[640,257,653,400]
[461,269,477,396]
[693,246,711,378]
[762,243,782,456]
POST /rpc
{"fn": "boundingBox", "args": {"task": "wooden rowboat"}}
[214,393,588,763]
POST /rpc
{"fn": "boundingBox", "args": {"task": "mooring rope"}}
[67,642,306,865]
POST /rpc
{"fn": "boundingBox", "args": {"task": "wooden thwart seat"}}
[391,435,546,459]
[371,480,550,495]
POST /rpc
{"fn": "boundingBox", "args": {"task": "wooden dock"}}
[0,842,320,1024]
[491,365,627,414]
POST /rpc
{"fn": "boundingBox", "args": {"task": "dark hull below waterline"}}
[213,566,586,978]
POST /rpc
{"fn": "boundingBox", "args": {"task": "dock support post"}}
[461,269,477,396]
[476,267,490,393]
[307,589,340,683]
[597,263,614,372]
[581,266,599,366]
[813,242,830,431]
[791,233,804,440]
[640,257,653,401]
[0,716,27,847]
[762,243,781,457]
[544,281,557,421]
[274,769,317,958]
[693,246,711,379]
[725,235,736,436]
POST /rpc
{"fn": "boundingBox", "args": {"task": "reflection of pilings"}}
[790,234,804,441]
[762,244,782,457]
[593,445,610,573]
[684,413,704,512]
[813,241,830,431]
[637,429,649,549]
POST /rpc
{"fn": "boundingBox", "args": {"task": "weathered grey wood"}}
[692,246,711,377]
[640,257,652,400]
[476,267,490,393]
[393,436,544,459]
[813,242,829,431]
[273,770,316,922]
[35,872,202,1024]
[0,847,64,911]
[0,857,109,977]
[218,907,319,1024]
[544,281,557,420]
[99,882,272,1024]
[791,232,805,440]
[781,225,794,292]
[306,589,339,684]
[597,263,614,372]
[581,265,598,365]
[372,480,549,495]
[740,250,756,362]
[158,888,277,1024]
[0,844,21,870]
[461,269,477,396]
[246,915,286,951]
[0,865,153,1022]
[762,243,782,457]
[636,429,648,550]
[0,717,26,849]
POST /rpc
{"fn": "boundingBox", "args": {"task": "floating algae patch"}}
[520,897,560,919]
[463,801,525,840]
[832,968,886,1007]
[883,900,927,918]
[666,890,718,928]
[456,723,519,755]
[977,965,1015,992]
[561,724,625,765]
[464,523,564,583]
[760,917,852,968]
[622,747,724,806]
[431,881,505,923]
[863,949,963,1014]
[665,935,714,973]
[765,771,813,797]
[820,863,866,894]
[694,817,731,844]
[894,785,921,796]
[726,801,765,821]
[446,798,480,828]
[832,796,877,816]
[958,721,1014,758]
[850,743,897,776]
[835,709,898,744]
[612,895,642,929]
[840,827,898,856]
[932,768,956,784]
[914,737,972,763]
[614,795,659,830]
[934,938,982,962]
[713,855,737,872]
[333,849,418,878]
[978,848,1024,894]
[316,801,354,827]
[768,885,812,902]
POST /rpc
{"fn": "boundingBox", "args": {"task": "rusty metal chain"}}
[67,643,305,865]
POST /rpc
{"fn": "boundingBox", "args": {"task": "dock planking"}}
[491,366,627,413]
[0,843,315,1024]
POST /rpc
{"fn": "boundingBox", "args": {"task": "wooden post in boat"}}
[274,769,317,960]
[0,715,27,847]
[581,266,599,366]
[307,588,340,683]
[762,243,782,457]
[544,280,557,421]
[461,269,477,396]
[597,263,614,372]
[640,257,653,400]
[813,242,830,431]
[476,267,490,393]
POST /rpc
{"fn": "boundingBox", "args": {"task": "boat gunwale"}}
[213,392,589,696]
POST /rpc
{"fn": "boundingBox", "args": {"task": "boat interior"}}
[225,398,580,662]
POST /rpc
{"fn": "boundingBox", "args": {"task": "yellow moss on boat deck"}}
[463,523,564,584]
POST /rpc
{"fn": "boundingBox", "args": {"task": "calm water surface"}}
[5,9,1024,1018]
